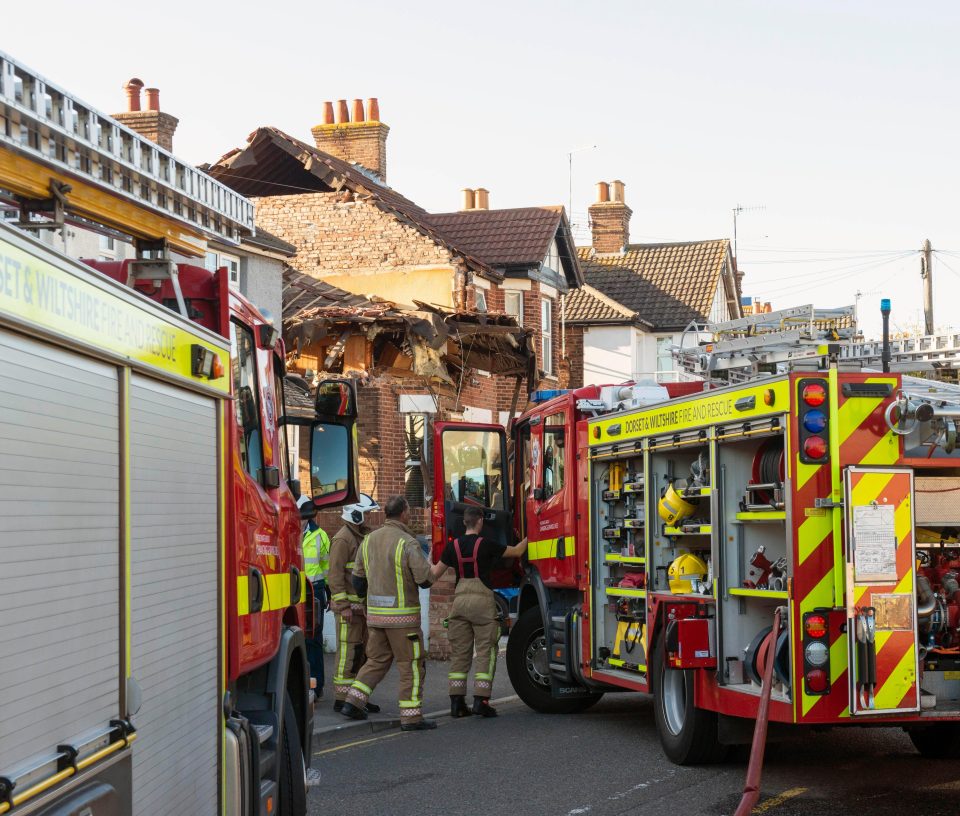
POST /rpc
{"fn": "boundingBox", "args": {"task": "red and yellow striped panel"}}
[847,469,918,715]
[791,373,903,722]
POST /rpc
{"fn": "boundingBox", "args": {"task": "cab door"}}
[527,410,576,586]
[431,422,512,563]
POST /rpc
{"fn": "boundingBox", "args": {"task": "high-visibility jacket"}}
[328,522,366,614]
[303,526,331,581]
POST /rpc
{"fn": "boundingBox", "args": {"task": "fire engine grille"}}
[129,374,219,815]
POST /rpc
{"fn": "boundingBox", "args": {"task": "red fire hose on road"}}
[733,606,784,816]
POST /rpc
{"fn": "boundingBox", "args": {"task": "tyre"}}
[907,724,960,759]
[651,635,727,765]
[278,690,307,816]
[506,606,602,714]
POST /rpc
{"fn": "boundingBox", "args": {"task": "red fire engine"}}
[0,51,356,815]
[433,311,960,765]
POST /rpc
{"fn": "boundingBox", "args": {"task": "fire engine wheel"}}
[906,724,960,759]
[651,636,727,765]
[278,690,307,816]
[506,607,602,714]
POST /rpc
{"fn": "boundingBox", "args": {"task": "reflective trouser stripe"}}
[334,618,350,684]
[411,637,421,703]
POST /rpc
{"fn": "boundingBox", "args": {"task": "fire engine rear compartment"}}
[0,225,226,815]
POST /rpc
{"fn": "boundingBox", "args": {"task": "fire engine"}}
[433,304,960,764]
[0,52,357,814]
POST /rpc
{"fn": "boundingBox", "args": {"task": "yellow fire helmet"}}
[668,553,708,594]
[658,483,697,526]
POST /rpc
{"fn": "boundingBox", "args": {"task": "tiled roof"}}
[564,284,650,327]
[569,240,732,330]
[427,207,561,267]
[204,127,498,281]
[282,267,388,322]
[244,227,297,256]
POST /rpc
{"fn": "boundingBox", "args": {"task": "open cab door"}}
[302,377,360,509]
[431,422,514,565]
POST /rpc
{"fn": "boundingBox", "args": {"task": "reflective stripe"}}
[303,527,331,579]
[528,536,574,561]
[332,592,349,601]
[351,680,373,696]
[394,540,406,609]
[237,571,301,616]
[399,700,422,709]
[335,618,349,684]
[475,673,492,681]
[345,561,356,569]
[448,672,468,680]
[368,605,421,615]
[411,637,422,703]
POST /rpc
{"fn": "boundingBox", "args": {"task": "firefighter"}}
[340,495,437,731]
[301,502,331,698]
[430,505,528,717]
[328,493,381,713]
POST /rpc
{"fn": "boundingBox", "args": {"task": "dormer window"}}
[544,238,561,274]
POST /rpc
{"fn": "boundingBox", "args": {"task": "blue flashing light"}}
[532,389,568,404]
[880,298,891,314]
[803,408,827,433]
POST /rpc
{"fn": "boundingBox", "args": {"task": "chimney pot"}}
[336,99,350,124]
[461,188,476,211]
[596,181,610,203]
[611,180,625,203]
[144,87,160,112]
[322,101,335,125]
[475,188,490,210]
[367,97,380,121]
[352,99,365,122]
[124,78,144,112]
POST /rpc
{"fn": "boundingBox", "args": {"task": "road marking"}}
[566,808,591,814]
[606,769,683,801]
[315,731,404,755]
[930,780,960,791]
[752,787,807,813]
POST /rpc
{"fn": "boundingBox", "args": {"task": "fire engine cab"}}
[0,51,356,815]
[434,306,960,764]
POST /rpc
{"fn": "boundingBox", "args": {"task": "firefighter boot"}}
[472,697,498,717]
[450,695,472,718]
[335,700,381,714]
[400,718,438,732]
[339,701,368,721]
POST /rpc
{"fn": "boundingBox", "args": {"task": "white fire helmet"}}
[341,493,379,525]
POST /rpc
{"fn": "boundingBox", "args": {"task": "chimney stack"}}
[474,188,489,210]
[112,78,179,152]
[311,97,390,182]
[588,179,632,254]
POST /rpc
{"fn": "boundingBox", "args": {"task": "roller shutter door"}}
[0,328,120,772]
[129,374,219,815]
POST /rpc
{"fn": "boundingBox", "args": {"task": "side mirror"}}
[315,377,357,419]
[309,420,359,508]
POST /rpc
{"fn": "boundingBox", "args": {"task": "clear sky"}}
[8,0,960,339]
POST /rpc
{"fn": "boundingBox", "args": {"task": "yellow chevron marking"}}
[859,430,900,466]
[795,458,820,492]
[800,568,835,615]
[872,644,916,711]
[874,630,893,654]
[798,511,833,565]
[850,471,895,507]
[894,495,912,543]
[838,396,883,445]
[854,585,870,604]
[894,569,914,595]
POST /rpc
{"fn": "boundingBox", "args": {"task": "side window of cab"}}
[230,320,264,481]
[542,413,566,500]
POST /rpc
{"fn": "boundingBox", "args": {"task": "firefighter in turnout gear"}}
[341,496,437,730]
[329,493,381,713]
[301,504,331,697]
[430,505,528,717]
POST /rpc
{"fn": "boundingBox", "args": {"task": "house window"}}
[205,250,242,290]
[98,234,115,252]
[541,297,553,376]
[657,337,674,372]
[403,413,429,508]
[475,289,488,313]
[505,290,523,326]
[544,238,561,274]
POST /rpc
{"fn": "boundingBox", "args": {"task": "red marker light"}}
[802,382,827,407]
[805,668,829,693]
[804,614,828,639]
[803,436,828,459]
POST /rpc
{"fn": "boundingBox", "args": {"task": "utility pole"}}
[921,238,934,336]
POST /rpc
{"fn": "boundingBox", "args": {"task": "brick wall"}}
[311,121,389,182]
[566,324,585,388]
[254,192,456,282]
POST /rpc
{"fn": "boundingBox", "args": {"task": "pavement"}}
[309,688,960,816]
[311,643,513,748]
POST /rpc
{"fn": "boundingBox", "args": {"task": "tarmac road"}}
[308,693,960,816]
